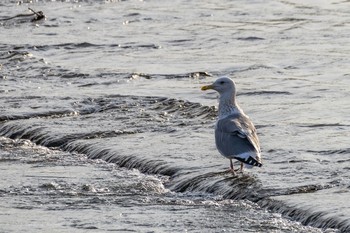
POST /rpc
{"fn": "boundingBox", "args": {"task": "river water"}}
[1,0,349,232]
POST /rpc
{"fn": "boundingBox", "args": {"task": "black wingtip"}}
[234,155,262,167]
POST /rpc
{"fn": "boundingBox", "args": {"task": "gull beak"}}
[201,84,213,91]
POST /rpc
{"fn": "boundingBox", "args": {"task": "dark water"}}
[1,0,350,232]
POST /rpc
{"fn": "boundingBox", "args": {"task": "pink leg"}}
[229,159,236,174]
[229,159,241,173]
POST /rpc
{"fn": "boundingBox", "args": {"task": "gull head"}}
[201,77,236,95]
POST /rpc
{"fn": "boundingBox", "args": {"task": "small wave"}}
[64,141,180,176]
[269,17,308,23]
[239,91,292,96]
[259,198,350,233]
[306,148,350,156]
[99,71,212,81]
[167,39,195,44]
[237,36,265,41]
[156,72,212,79]
[119,43,161,50]
[299,123,350,128]
[170,171,263,201]
[0,110,78,122]
[60,72,89,79]
[53,42,101,49]
[25,42,127,52]
[0,50,30,60]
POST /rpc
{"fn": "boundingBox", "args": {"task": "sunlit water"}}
[1,0,349,232]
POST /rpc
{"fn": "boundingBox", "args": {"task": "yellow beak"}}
[201,84,213,91]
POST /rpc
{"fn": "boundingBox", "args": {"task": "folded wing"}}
[215,113,262,167]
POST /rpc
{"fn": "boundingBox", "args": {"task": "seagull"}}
[201,77,262,173]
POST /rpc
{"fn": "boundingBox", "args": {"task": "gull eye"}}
[219,81,225,84]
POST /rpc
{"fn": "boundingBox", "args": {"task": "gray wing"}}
[215,113,261,164]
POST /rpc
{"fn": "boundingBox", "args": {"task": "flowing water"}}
[1,0,350,232]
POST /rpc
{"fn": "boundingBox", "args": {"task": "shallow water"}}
[1,0,349,232]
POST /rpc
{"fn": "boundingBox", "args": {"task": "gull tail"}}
[234,155,262,168]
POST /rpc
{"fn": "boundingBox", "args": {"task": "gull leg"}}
[240,162,244,173]
[228,159,240,174]
[229,159,236,174]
